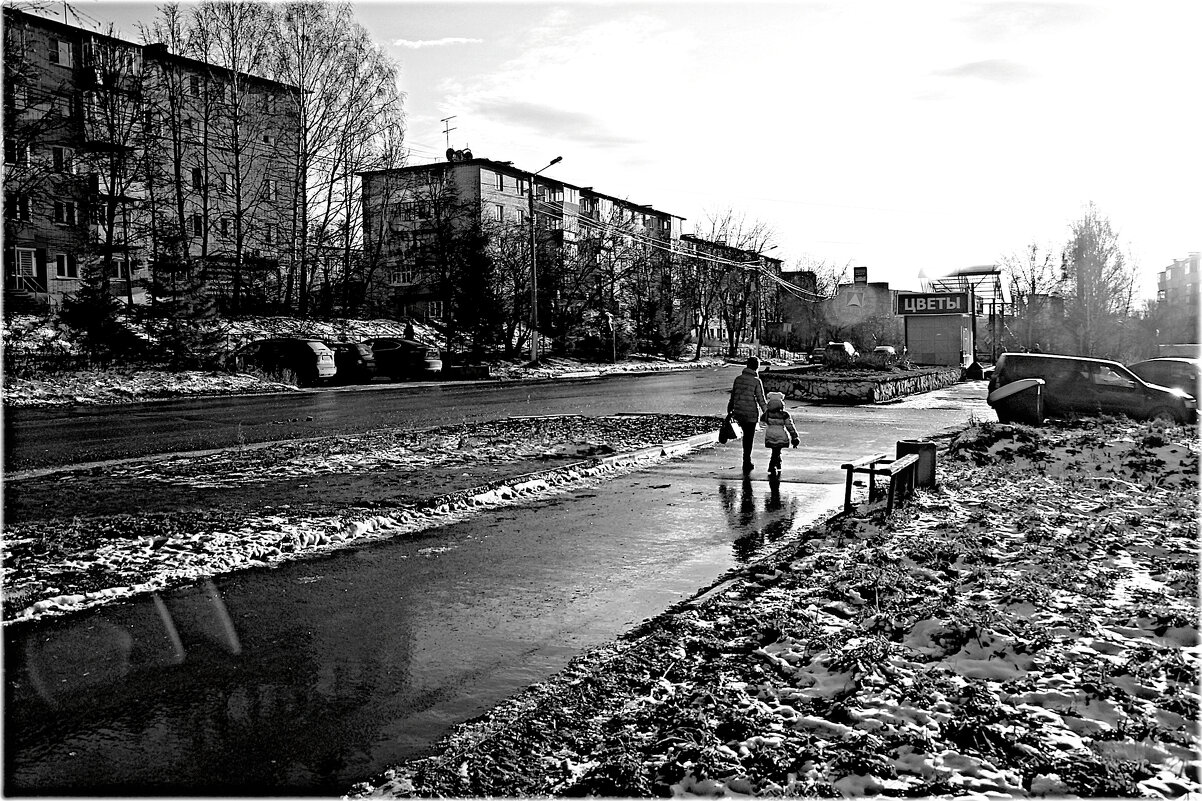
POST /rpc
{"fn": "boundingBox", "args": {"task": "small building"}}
[823,268,904,352]
[896,291,974,367]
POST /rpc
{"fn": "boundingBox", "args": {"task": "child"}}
[760,391,799,476]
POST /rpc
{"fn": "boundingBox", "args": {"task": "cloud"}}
[467,99,643,149]
[392,37,483,49]
[935,58,1034,83]
[960,1,1095,41]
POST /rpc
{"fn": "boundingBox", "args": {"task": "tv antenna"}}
[440,116,457,150]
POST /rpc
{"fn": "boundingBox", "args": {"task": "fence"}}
[3,346,117,377]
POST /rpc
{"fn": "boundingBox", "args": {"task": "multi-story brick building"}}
[678,234,784,351]
[3,7,298,312]
[360,153,685,350]
[1157,252,1200,344]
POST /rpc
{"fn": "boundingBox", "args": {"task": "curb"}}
[422,430,720,514]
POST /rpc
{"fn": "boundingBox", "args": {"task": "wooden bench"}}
[840,452,920,515]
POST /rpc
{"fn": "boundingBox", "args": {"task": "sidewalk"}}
[350,416,1200,799]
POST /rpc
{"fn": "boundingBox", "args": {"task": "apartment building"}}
[3,7,298,311]
[1157,252,1200,343]
[360,153,685,333]
[678,234,783,349]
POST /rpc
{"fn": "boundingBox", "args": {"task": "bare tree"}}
[999,242,1065,351]
[274,0,405,316]
[1063,203,1135,358]
[189,1,281,314]
[695,209,775,357]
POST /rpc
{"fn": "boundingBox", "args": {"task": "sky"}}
[53,1,1202,301]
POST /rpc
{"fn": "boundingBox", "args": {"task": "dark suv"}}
[364,338,443,380]
[987,352,1197,425]
[1127,357,1200,401]
[232,338,337,387]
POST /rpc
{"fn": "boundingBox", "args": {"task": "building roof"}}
[4,6,299,93]
[358,156,685,222]
[923,264,1012,306]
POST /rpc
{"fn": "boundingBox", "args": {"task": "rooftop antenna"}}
[440,116,457,150]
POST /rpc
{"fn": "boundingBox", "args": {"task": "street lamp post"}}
[529,155,562,363]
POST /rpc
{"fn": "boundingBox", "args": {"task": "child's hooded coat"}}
[760,391,799,448]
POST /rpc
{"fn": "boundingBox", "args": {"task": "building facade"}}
[3,7,299,312]
[1157,252,1200,344]
[677,234,784,351]
[360,154,686,350]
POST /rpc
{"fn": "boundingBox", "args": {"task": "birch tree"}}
[275,0,405,316]
[189,1,280,314]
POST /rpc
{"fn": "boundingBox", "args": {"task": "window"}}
[182,117,195,132]
[49,38,72,67]
[15,248,36,277]
[517,178,528,196]
[516,209,525,225]
[221,173,232,194]
[495,172,505,191]
[261,179,277,202]
[390,266,419,285]
[262,134,274,146]
[54,253,79,279]
[189,75,200,97]
[564,187,578,204]
[112,258,130,280]
[52,146,75,173]
[396,201,430,221]
[191,167,203,191]
[6,193,31,221]
[492,204,503,222]
[261,93,275,114]
[191,213,203,236]
[53,200,77,225]
[5,139,30,165]
[427,300,444,319]
[55,92,77,118]
[219,217,232,238]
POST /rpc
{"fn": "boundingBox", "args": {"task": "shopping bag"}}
[718,413,739,444]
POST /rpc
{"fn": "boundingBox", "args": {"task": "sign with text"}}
[897,292,970,315]
[853,266,868,283]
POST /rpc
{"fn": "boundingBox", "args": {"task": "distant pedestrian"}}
[404,320,415,340]
[760,391,799,476]
[727,356,768,473]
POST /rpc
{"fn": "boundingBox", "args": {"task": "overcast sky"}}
[70,1,1202,300]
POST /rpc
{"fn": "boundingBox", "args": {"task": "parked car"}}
[808,348,826,364]
[324,341,377,385]
[824,341,859,366]
[987,352,1197,425]
[1127,357,1200,400]
[365,337,443,380]
[232,337,337,387]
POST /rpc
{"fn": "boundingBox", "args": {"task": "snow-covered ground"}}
[349,418,1200,799]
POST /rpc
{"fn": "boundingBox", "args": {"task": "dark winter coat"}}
[728,367,767,424]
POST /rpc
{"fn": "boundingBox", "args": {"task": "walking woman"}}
[727,356,768,473]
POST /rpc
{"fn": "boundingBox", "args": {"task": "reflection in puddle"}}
[718,476,801,562]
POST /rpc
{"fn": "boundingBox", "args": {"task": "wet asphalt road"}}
[2,374,993,794]
[4,369,739,473]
